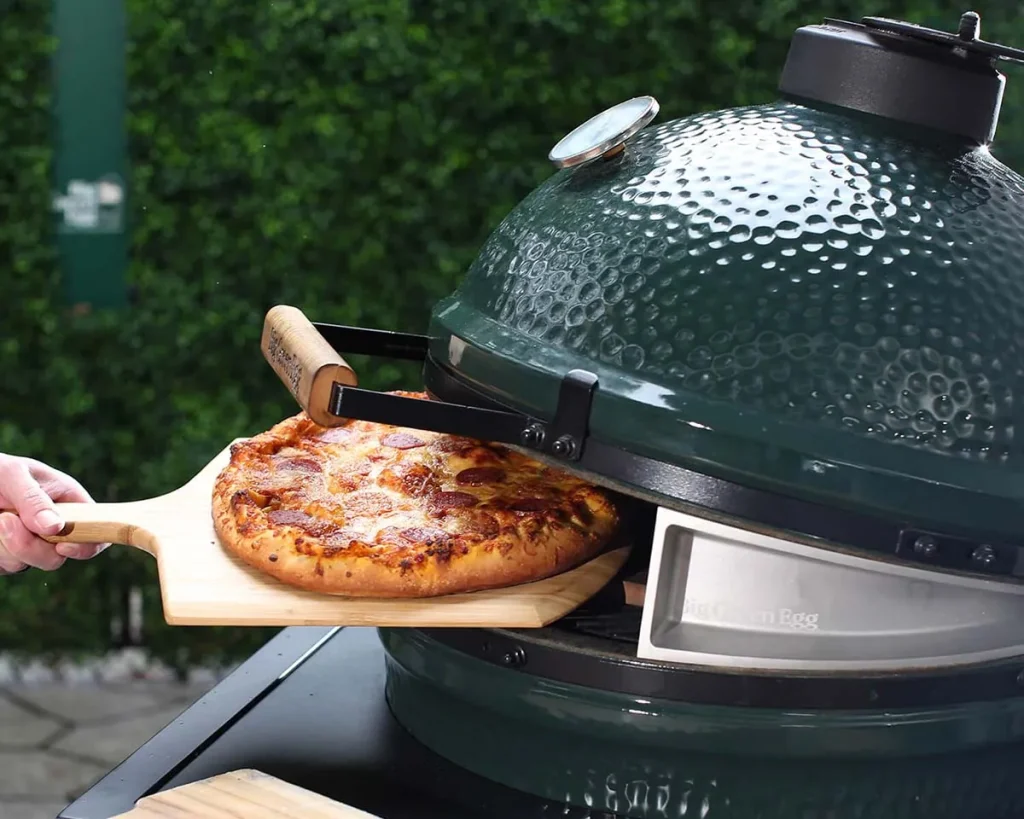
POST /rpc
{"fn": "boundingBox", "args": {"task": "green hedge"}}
[1,0,1021,666]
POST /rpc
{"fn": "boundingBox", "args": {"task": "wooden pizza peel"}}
[5,306,631,628]
[109,769,381,818]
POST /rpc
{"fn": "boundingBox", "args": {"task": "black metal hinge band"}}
[311,322,598,463]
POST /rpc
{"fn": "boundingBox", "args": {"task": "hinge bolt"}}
[520,424,545,448]
[958,11,980,42]
[551,435,577,459]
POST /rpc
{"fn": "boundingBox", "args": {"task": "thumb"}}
[0,459,64,536]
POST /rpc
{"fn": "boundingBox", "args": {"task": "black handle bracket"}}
[313,323,597,463]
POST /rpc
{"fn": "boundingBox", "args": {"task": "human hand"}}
[0,455,108,574]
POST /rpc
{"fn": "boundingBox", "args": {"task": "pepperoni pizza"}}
[211,392,620,597]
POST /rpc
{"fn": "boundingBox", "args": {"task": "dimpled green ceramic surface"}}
[381,628,1024,819]
[429,101,1024,538]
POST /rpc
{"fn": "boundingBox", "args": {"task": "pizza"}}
[211,391,620,597]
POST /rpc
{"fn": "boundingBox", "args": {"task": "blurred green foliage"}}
[0,0,1021,665]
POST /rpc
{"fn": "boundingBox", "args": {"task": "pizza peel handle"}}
[261,304,358,427]
[44,503,160,554]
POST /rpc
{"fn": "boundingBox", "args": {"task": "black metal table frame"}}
[59,626,608,819]
[60,626,340,819]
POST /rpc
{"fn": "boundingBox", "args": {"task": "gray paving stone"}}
[15,662,57,686]
[7,684,174,725]
[0,650,232,686]
[0,750,104,798]
[101,681,212,710]
[94,649,156,684]
[0,799,70,819]
[53,703,186,766]
[0,677,225,818]
[0,695,63,749]
[0,658,15,686]
[50,660,103,686]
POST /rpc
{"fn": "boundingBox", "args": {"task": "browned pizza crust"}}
[211,392,619,597]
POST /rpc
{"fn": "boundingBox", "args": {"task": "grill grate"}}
[548,498,654,645]
[550,562,648,645]
[555,605,643,644]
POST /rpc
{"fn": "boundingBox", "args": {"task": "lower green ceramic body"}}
[381,628,1024,818]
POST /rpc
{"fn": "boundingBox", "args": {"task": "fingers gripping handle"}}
[0,503,155,554]
[261,305,358,427]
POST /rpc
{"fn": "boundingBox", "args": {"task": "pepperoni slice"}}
[428,491,478,513]
[456,467,506,485]
[267,509,338,538]
[318,428,352,444]
[277,456,322,473]
[430,435,477,453]
[381,432,425,449]
[267,509,313,526]
[375,525,452,548]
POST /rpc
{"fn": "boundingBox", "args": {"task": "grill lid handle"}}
[778,10,1020,145]
[260,305,358,427]
[862,11,1024,65]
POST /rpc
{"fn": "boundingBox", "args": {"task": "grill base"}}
[382,627,1024,819]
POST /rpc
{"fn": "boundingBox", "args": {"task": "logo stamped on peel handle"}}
[267,328,302,394]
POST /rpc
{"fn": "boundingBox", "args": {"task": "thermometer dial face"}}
[549,96,660,169]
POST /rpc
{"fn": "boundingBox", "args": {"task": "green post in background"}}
[52,0,129,309]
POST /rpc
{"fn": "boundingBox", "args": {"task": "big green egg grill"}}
[283,11,1024,818]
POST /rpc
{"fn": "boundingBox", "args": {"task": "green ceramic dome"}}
[427,17,1024,545]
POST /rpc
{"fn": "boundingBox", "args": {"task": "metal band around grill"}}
[418,626,1024,710]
